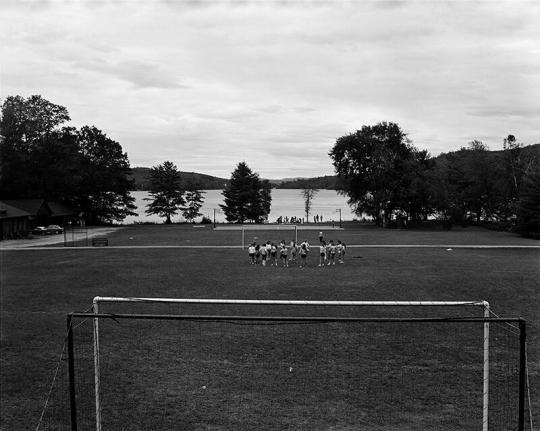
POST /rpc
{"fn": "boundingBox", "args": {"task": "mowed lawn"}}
[1,224,538,429]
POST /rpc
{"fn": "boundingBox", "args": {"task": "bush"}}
[200,216,212,224]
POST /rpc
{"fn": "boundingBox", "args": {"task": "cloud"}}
[72,58,189,90]
[468,106,540,119]
[1,0,538,178]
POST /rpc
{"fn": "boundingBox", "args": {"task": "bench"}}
[92,237,109,247]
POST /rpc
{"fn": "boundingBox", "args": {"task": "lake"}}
[123,189,359,224]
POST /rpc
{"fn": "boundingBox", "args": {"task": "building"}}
[0,199,78,240]
[0,202,31,240]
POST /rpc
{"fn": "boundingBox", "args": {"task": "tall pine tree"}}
[145,161,185,224]
[220,162,271,223]
[182,188,206,223]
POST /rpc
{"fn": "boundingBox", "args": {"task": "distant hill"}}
[432,142,540,165]
[128,143,539,191]
[129,167,229,190]
[129,167,339,190]
[274,175,339,189]
[269,177,308,184]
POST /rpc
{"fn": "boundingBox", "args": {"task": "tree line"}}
[329,122,540,236]
[0,95,272,225]
[0,95,136,224]
[129,167,228,191]
[142,160,272,224]
[1,95,537,235]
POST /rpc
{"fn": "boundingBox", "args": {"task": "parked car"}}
[46,225,64,235]
[31,226,48,235]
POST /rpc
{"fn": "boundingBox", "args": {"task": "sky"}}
[1,0,539,179]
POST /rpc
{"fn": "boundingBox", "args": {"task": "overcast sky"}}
[1,0,539,178]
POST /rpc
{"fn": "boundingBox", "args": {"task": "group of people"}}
[275,214,326,224]
[247,239,346,267]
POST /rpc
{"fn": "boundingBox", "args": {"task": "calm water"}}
[123,189,359,224]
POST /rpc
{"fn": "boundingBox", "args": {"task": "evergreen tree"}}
[182,189,206,223]
[220,162,271,223]
[145,161,185,224]
[259,179,272,222]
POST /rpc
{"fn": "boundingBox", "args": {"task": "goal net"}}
[39,299,528,431]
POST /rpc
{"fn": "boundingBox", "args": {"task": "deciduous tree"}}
[76,126,136,224]
[0,95,71,199]
[329,122,417,226]
[1,95,137,225]
[518,165,540,237]
[300,185,319,222]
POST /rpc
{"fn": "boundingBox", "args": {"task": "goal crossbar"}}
[77,312,509,323]
[93,297,489,307]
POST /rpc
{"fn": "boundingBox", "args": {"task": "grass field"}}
[1,224,538,430]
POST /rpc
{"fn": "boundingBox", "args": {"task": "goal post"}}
[86,298,505,430]
[65,307,527,431]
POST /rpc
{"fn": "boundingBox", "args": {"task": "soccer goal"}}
[215,224,342,248]
[61,299,527,431]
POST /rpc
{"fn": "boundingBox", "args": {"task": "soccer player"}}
[260,243,268,266]
[327,240,336,265]
[289,240,298,265]
[248,243,256,265]
[340,241,346,263]
[280,243,288,267]
[318,241,326,267]
[299,242,309,267]
[337,240,346,263]
[270,243,278,266]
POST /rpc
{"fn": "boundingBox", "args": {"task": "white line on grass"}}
[2,244,539,251]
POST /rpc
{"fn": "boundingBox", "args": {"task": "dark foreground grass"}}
[1,224,538,429]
